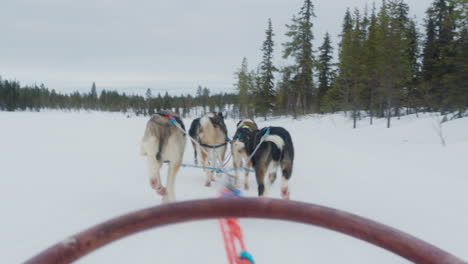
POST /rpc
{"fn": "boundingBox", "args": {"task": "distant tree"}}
[363,4,380,124]
[202,86,210,112]
[87,82,98,110]
[234,58,252,119]
[317,32,334,112]
[283,0,316,115]
[256,18,277,120]
[145,88,155,115]
[334,8,354,116]
[421,0,465,114]
[276,66,296,116]
[404,18,421,115]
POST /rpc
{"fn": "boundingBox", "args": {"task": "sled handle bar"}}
[25,198,466,264]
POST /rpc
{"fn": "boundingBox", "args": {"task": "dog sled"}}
[25,198,466,264]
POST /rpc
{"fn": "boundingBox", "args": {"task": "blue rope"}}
[221,185,242,197]
[181,163,254,173]
[169,118,177,125]
[181,163,223,173]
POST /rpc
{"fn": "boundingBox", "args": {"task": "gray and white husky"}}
[140,111,186,203]
[231,119,258,190]
[195,112,228,187]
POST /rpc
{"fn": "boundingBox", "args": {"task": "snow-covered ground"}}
[1,111,467,263]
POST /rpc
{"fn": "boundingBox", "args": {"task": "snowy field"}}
[1,111,467,263]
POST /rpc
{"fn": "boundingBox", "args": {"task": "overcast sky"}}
[1,0,433,95]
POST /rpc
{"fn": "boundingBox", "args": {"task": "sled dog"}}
[231,119,258,190]
[196,112,229,186]
[140,111,186,202]
[236,126,294,199]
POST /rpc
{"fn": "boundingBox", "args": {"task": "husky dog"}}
[231,119,258,190]
[140,111,186,202]
[188,118,201,165]
[196,112,229,187]
[236,126,294,199]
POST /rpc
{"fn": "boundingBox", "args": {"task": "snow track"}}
[0,111,467,263]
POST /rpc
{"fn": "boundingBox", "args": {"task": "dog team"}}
[140,111,294,203]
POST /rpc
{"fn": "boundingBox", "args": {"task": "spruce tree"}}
[364,4,380,124]
[91,82,98,109]
[336,8,354,116]
[375,0,412,127]
[405,18,421,114]
[235,58,251,119]
[257,18,277,120]
[317,32,334,112]
[422,0,460,113]
[283,0,316,115]
[145,88,155,115]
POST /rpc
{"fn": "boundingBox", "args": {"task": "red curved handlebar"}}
[24,198,466,264]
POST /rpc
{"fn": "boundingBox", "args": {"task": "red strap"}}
[162,113,174,119]
[219,212,253,263]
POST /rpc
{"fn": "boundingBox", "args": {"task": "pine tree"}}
[145,88,155,115]
[374,0,412,128]
[88,82,98,110]
[163,91,171,110]
[283,0,316,115]
[422,0,460,113]
[202,87,210,112]
[234,58,252,119]
[257,18,277,120]
[335,8,354,116]
[363,4,380,124]
[405,18,421,114]
[451,0,468,114]
[317,32,334,112]
[350,9,368,128]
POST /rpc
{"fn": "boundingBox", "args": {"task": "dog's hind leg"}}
[280,160,293,200]
[201,149,213,187]
[214,146,226,178]
[255,164,267,197]
[147,156,165,196]
[243,159,251,190]
[191,141,199,165]
[232,151,241,188]
[215,149,223,178]
[164,160,182,203]
[264,161,278,196]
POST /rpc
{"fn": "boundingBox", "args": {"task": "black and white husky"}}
[231,119,258,190]
[236,126,294,199]
[140,111,186,203]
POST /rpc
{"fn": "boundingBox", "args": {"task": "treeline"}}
[235,0,467,126]
[1,0,466,124]
[0,79,237,118]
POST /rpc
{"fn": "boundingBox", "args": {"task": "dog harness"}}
[199,137,231,149]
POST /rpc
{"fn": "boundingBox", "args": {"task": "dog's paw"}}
[150,178,159,189]
[156,186,167,195]
[281,187,290,200]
